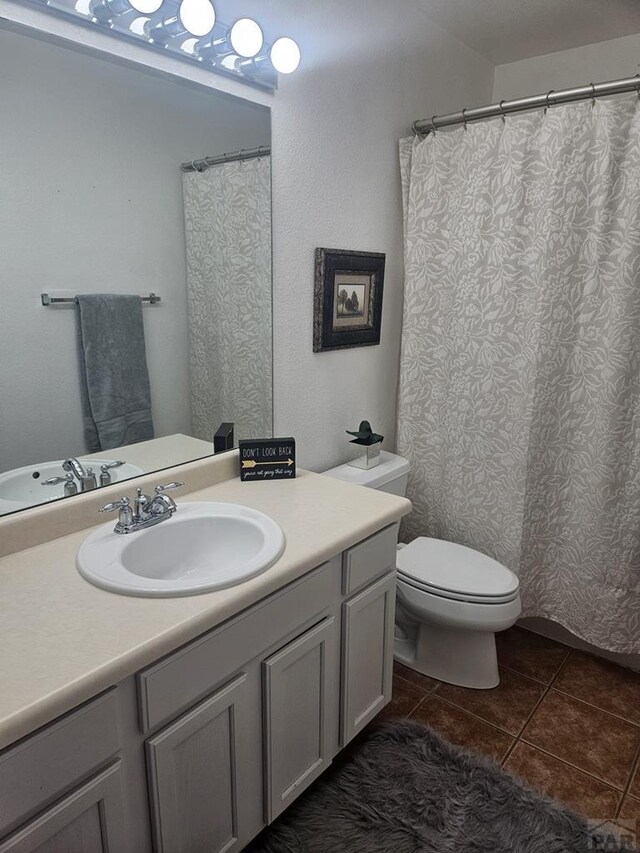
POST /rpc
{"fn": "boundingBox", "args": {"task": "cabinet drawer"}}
[138,557,340,733]
[342,523,398,595]
[0,690,120,837]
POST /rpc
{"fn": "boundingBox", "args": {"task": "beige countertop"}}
[0,466,410,751]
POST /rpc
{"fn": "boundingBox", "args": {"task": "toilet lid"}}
[396,537,519,601]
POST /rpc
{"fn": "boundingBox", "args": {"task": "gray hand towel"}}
[76,294,155,452]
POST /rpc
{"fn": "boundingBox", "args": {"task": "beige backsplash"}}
[0,451,240,558]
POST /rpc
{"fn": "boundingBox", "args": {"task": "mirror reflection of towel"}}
[76,294,154,452]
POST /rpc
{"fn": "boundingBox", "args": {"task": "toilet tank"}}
[323,450,410,496]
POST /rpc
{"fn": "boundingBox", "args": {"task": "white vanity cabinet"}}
[341,573,396,744]
[341,526,398,744]
[0,692,125,853]
[146,674,256,853]
[263,616,339,821]
[0,523,398,853]
[0,764,126,853]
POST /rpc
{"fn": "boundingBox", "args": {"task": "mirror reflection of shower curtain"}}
[182,156,272,445]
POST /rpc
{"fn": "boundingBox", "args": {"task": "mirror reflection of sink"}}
[0,459,144,513]
[77,501,286,597]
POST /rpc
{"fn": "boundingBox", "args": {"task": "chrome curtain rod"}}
[41,292,161,306]
[181,145,271,173]
[413,74,640,135]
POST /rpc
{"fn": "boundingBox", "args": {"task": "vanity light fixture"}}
[229,18,263,58]
[176,0,215,37]
[89,0,162,23]
[146,0,216,42]
[129,0,163,12]
[195,16,261,61]
[270,37,301,74]
[233,34,300,78]
[28,0,300,91]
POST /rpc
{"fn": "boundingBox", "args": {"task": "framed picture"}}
[313,248,386,352]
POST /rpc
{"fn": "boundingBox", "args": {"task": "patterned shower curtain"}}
[182,155,272,444]
[398,99,640,653]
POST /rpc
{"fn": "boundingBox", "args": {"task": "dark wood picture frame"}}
[313,248,386,352]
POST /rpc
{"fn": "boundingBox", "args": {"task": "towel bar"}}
[41,292,161,306]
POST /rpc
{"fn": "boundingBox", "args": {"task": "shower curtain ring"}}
[636,73,640,99]
[590,83,596,108]
[544,89,554,116]
[430,115,438,136]
[462,108,468,131]
[499,100,507,124]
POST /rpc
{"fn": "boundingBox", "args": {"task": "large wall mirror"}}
[0,25,272,516]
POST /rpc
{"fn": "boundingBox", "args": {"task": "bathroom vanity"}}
[0,453,410,852]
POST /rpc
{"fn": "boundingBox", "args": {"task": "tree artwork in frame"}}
[313,248,386,352]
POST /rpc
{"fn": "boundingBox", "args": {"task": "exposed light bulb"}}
[89,0,161,20]
[128,14,149,34]
[270,37,300,74]
[178,0,216,37]
[219,53,240,71]
[229,18,263,58]
[180,37,199,54]
[129,0,162,13]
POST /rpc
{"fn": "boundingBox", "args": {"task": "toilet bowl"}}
[395,537,521,688]
[323,450,522,689]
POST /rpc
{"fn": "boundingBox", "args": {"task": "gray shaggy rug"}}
[247,720,637,853]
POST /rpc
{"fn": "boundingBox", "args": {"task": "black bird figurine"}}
[346,420,383,446]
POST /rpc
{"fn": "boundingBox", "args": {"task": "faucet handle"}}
[42,472,79,497]
[154,481,184,495]
[41,476,68,486]
[101,460,125,470]
[99,496,131,513]
[99,496,134,534]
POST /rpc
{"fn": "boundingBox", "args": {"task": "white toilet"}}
[323,451,521,689]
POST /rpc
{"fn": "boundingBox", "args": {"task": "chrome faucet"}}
[99,481,184,534]
[63,458,97,492]
[62,458,124,492]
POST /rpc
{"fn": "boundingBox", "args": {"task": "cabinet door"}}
[0,762,125,853]
[341,572,396,744]
[263,617,338,822]
[146,673,257,853]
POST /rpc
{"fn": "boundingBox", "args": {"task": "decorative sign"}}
[239,438,296,482]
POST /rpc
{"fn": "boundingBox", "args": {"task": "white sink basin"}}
[0,459,144,514]
[77,501,286,597]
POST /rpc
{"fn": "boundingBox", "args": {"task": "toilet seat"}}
[396,537,519,605]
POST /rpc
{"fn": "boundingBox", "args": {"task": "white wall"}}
[493,32,640,100]
[0,0,495,472]
[0,27,269,471]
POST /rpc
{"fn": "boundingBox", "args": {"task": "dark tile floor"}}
[378,627,640,837]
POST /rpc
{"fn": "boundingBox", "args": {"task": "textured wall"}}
[229,0,494,469]
[493,32,640,100]
[0,0,494,471]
